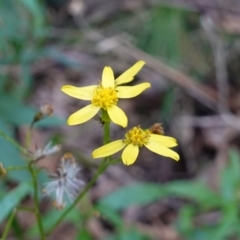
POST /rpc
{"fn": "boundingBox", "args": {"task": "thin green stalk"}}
[6,166,28,171]
[102,109,110,144]
[28,162,45,240]
[25,126,32,149]
[110,158,121,164]
[0,130,28,155]
[17,206,35,212]
[1,208,17,240]
[102,109,112,161]
[23,122,45,238]
[45,160,109,236]
[11,215,24,240]
[46,109,112,236]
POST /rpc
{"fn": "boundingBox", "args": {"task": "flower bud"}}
[32,103,54,126]
[0,163,6,177]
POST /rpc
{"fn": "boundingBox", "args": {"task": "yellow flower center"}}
[91,86,118,110]
[124,126,151,147]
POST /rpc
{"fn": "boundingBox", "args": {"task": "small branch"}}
[17,206,35,213]
[5,166,28,171]
[0,131,28,155]
[1,208,17,240]
[201,15,240,132]
[28,162,45,240]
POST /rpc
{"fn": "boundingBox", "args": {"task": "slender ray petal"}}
[92,140,126,158]
[107,105,128,128]
[149,135,178,147]
[116,82,151,98]
[102,66,115,88]
[67,104,99,125]
[144,141,179,161]
[122,144,139,165]
[61,85,96,100]
[115,61,145,85]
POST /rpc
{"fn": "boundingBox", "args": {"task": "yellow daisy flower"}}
[61,61,150,127]
[92,125,180,166]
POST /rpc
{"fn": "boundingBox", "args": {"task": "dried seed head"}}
[149,123,164,135]
[43,153,85,209]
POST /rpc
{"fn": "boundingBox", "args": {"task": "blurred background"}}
[2,0,240,239]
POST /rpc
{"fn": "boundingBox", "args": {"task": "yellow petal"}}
[115,61,145,85]
[149,134,178,147]
[61,85,96,100]
[116,82,151,99]
[92,140,126,158]
[107,105,127,128]
[102,66,115,88]
[122,144,139,166]
[67,104,99,125]
[144,141,179,161]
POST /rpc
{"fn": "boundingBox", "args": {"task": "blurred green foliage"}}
[4,148,240,239]
[137,6,185,65]
[0,0,65,182]
[0,182,31,223]
[0,0,46,64]
[95,149,240,240]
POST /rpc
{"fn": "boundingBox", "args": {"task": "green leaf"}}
[106,228,151,240]
[0,181,7,199]
[118,229,150,240]
[76,229,93,240]
[213,203,239,239]
[176,205,195,235]
[28,207,82,237]
[0,92,64,127]
[19,0,43,22]
[165,181,220,207]
[0,93,35,125]
[0,0,47,62]
[98,183,166,211]
[160,88,177,120]
[96,205,123,228]
[0,120,30,182]
[0,182,31,223]
[43,48,82,68]
[220,148,240,202]
[28,209,62,237]
[35,116,65,128]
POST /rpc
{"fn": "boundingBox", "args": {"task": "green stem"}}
[25,126,32,149]
[17,206,35,213]
[1,208,17,240]
[45,160,109,236]
[45,108,113,236]
[0,130,28,155]
[11,216,24,240]
[28,162,45,240]
[109,158,121,164]
[5,166,28,171]
[101,109,112,161]
[102,109,110,145]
